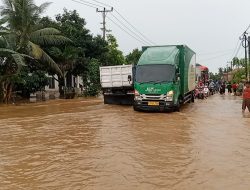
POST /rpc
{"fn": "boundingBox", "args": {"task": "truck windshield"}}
[135,64,175,83]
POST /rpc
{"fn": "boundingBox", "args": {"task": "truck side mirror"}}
[176,73,180,82]
[128,75,132,82]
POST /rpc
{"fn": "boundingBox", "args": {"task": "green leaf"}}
[0,16,8,25]
[30,28,72,46]
[28,41,63,76]
[31,28,61,36]
[12,53,26,66]
[0,30,11,36]
[0,48,19,55]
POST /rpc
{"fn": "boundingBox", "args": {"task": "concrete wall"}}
[30,75,84,102]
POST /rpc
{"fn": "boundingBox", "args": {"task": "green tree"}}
[82,59,101,96]
[0,0,70,103]
[15,67,49,98]
[48,46,81,97]
[232,68,246,83]
[209,72,220,81]
[126,48,142,65]
[232,57,240,69]
[0,0,70,74]
[40,10,109,97]
[104,34,126,66]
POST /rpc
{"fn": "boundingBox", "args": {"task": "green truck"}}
[133,45,196,111]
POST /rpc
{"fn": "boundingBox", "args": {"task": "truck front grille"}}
[141,94,166,101]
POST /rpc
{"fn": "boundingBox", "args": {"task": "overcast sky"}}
[35,0,250,73]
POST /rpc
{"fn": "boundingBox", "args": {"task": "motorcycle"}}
[195,87,205,99]
[209,86,215,95]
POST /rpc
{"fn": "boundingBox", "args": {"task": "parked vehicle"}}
[100,65,134,105]
[133,45,196,112]
[208,81,215,95]
[203,86,209,98]
[195,87,205,99]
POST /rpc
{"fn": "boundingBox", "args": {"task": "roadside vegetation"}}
[209,56,248,83]
[0,0,142,103]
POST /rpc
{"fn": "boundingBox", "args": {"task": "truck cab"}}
[133,45,196,112]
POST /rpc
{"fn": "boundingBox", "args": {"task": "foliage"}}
[209,72,220,81]
[39,10,127,97]
[15,67,49,97]
[0,0,71,102]
[0,0,71,76]
[103,34,126,66]
[232,68,246,83]
[82,59,101,96]
[126,48,142,65]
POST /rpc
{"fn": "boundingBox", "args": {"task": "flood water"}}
[0,95,250,190]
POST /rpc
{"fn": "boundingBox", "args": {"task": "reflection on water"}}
[0,95,250,190]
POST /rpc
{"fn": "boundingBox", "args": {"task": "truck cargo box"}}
[100,65,133,89]
[99,65,134,105]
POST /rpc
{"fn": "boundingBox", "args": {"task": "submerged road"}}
[0,94,250,190]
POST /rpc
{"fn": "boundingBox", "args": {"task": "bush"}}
[82,59,101,96]
[232,69,246,83]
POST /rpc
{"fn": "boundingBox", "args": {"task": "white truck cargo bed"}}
[100,65,133,88]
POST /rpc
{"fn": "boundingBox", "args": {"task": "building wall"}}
[44,75,60,99]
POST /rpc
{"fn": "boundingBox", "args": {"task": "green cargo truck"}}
[133,45,196,112]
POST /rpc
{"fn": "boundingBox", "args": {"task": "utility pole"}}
[242,32,248,79]
[248,36,250,81]
[96,7,113,40]
[227,61,232,71]
[226,64,229,82]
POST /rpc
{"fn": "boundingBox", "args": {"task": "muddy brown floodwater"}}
[0,95,250,190]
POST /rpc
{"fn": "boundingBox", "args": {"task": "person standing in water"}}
[227,82,232,94]
[232,82,238,96]
[242,81,250,113]
[220,82,226,95]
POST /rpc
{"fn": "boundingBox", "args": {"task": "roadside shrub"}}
[82,59,101,96]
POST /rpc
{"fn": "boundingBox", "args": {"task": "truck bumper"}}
[104,94,134,105]
[133,100,176,112]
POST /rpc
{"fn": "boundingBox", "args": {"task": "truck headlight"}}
[166,90,174,101]
[167,90,174,96]
[134,90,140,96]
[134,90,142,101]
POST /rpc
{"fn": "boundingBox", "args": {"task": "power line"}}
[71,0,97,9]
[198,48,235,56]
[231,40,241,59]
[228,39,242,61]
[242,24,250,35]
[238,48,245,58]
[90,0,112,8]
[78,0,104,8]
[72,0,156,45]
[113,8,156,45]
[109,13,152,45]
[198,51,233,63]
[89,1,156,45]
[106,16,148,45]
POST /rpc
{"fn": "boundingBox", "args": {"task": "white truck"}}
[99,65,134,105]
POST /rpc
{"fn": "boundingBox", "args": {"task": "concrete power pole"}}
[96,7,113,40]
[242,32,248,79]
[248,36,250,81]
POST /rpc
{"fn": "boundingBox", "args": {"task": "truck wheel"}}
[191,92,195,103]
[133,106,139,111]
[175,99,180,112]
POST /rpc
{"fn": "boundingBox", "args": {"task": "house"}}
[37,74,83,100]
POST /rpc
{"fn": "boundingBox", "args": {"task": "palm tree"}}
[0,0,71,103]
[232,57,240,69]
[48,46,80,97]
[0,0,71,74]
